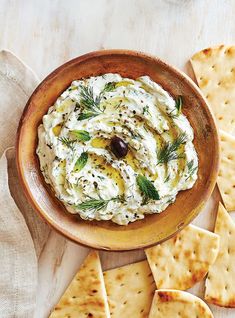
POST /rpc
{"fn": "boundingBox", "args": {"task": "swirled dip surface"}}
[37,74,198,225]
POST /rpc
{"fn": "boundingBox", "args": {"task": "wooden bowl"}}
[16,50,219,251]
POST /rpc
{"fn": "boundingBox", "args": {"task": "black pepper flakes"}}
[46,144,52,149]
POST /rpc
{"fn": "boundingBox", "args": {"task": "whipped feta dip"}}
[37,74,198,225]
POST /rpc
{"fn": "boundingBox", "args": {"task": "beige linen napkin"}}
[0,51,50,317]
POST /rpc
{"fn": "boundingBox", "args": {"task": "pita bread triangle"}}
[145,224,219,290]
[205,202,235,307]
[49,250,110,318]
[190,45,235,134]
[103,260,155,318]
[217,130,235,211]
[149,289,214,318]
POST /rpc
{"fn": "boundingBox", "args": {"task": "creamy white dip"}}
[37,74,198,225]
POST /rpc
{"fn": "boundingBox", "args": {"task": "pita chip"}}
[205,202,235,307]
[149,289,214,318]
[49,250,110,318]
[191,45,235,133]
[145,224,219,290]
[217,130,235,211]
[103,260,155,318]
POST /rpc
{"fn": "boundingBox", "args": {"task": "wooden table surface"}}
[1,0,235,317]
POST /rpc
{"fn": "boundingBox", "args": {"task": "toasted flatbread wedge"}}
[205,203,235,307]
[217,130,235,211]
[49,250,110,318]
[145,224,219,290]
[191,45,235,134]
[103,260,155,318]
[149,289,214,318]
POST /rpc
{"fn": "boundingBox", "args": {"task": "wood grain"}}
[1,0,235,317]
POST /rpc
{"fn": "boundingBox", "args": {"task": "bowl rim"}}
[16,49,220,250]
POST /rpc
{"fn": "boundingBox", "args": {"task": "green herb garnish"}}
[143,105,151,116]
[58,137,77,150]
[80,85,103,112]
[169,96,183,118]
[74,152,88,172]
[70,130,91,142]
[164,174,171,183]
[175,96,183,113]
[136,174,160,202]
[102,82,116,92]
[74,102,80,112]
[166,197,175,204]
[78,82,116,120]
[76,195,122,213]
[157,133,187,165]
[77,85,103,120]
[77,112,99,120]
[186,160,197,180]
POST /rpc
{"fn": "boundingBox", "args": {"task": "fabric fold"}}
[0,50,51,317]
[0,150,38,317]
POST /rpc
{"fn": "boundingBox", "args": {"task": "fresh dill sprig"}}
[157,133,187,165]
[169,96,183,118]
[136,174,160,203]
[103,82,116,92]
[175,96,183,113]
[185,159,197,180]
[164,174,171,183]
[77,82,116,121]
[76,195,123,213]
[77,198,109,212]
[80,85,102,113]
[58,137,77,150]
[78,85,102,120]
